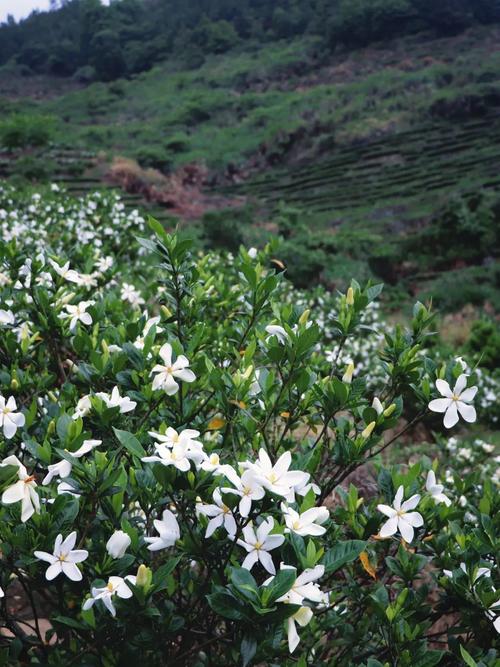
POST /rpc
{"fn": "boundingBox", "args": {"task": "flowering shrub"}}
[0,187,498,666]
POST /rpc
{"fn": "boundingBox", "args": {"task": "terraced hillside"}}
[0,147,173,224]
[220,112,500,229]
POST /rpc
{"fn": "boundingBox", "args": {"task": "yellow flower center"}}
[293,520,301,530]
[107,582,115,592]
[254,541,262,550]
[267,472,277,483]
[59,553,67,562]
[2,407,10,415]
[452,393,460,401]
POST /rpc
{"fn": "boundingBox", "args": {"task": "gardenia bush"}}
[0,186,498,666]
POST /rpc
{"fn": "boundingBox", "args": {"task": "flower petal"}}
[428,398,452,414]
[379,516,398,538]
[436,379,453,398]
[398,518,414,543]
[443,402,459,429]
[459,386,477,403]
[457,402,476,423]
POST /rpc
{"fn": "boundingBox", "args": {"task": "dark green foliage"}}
[465,319,500,370]
[415,192,500,268]
[10,155,57,182]
[0,114,55,150]
[1,0,499,82]
[202,207,247,252]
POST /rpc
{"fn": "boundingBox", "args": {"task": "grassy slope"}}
[30,26,500,167]
[2,25,500,308]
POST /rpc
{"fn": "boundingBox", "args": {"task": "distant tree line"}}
[0,0,499,82]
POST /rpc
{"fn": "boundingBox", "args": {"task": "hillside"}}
[1,23,499,310]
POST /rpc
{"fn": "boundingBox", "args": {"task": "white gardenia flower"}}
[0,309,15,326]
[372,397,384,415]
[0,395,25,439]
[150,343,196,395]
[200,452,236,478]
[34,532,88,581]
[72,394,92,419]
[144,509,180,551]
[197,488,237,538]
[243,449,310,502]
[221,468,265,517]
[106,530,131,559]
[428,374,477,428]
[265,324,288,344]
[264,563,325,653]
[121,282,145,307]
[48,259,82,284]
[287,606,313,653]
[134,316,163,349]
[61,301,94,332]
[237,517,285,574]
[96,386,137,413]
[425,470,451,507]
[281,503,329,537]
[268,563,326,606]
[82,575,136,617]
[377,485,424,543]
[42,439,102,485]
[142,438,201,472]
[149,427,202,451]
[0,455,40,522]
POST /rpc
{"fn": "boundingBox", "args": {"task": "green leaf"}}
[241,636,257,667]
[230,567,260,603]
[262,568,296,606]
[113,428,146,458]
[207,589,246,620]
[0,465,18,485]
[322,540,366,574]
[154,556,181,586]
[460,646,477,667]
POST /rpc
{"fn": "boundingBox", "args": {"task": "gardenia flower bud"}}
[10,378,19,390]
[106,530,131,559]
[361,421,376,439]
[383,403,396,417]
[299,309,310,325]
[342,362,354,384]
[160,305,172,318]
[346,287,354,306]
[136,564,152,589]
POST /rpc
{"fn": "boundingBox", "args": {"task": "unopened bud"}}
[361,421,376,439]
[346,287,354,306]
[160,305,172,318]
[299,309,310,325]
[342,362,354,384]
[372,397,383,415]
[136,564,152,589]
[48,391,58,403]
[101,339,109,354]
[242,364,254,380]
[10,377,19,390]
[47,419,56,435]
[383,403,396,418]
